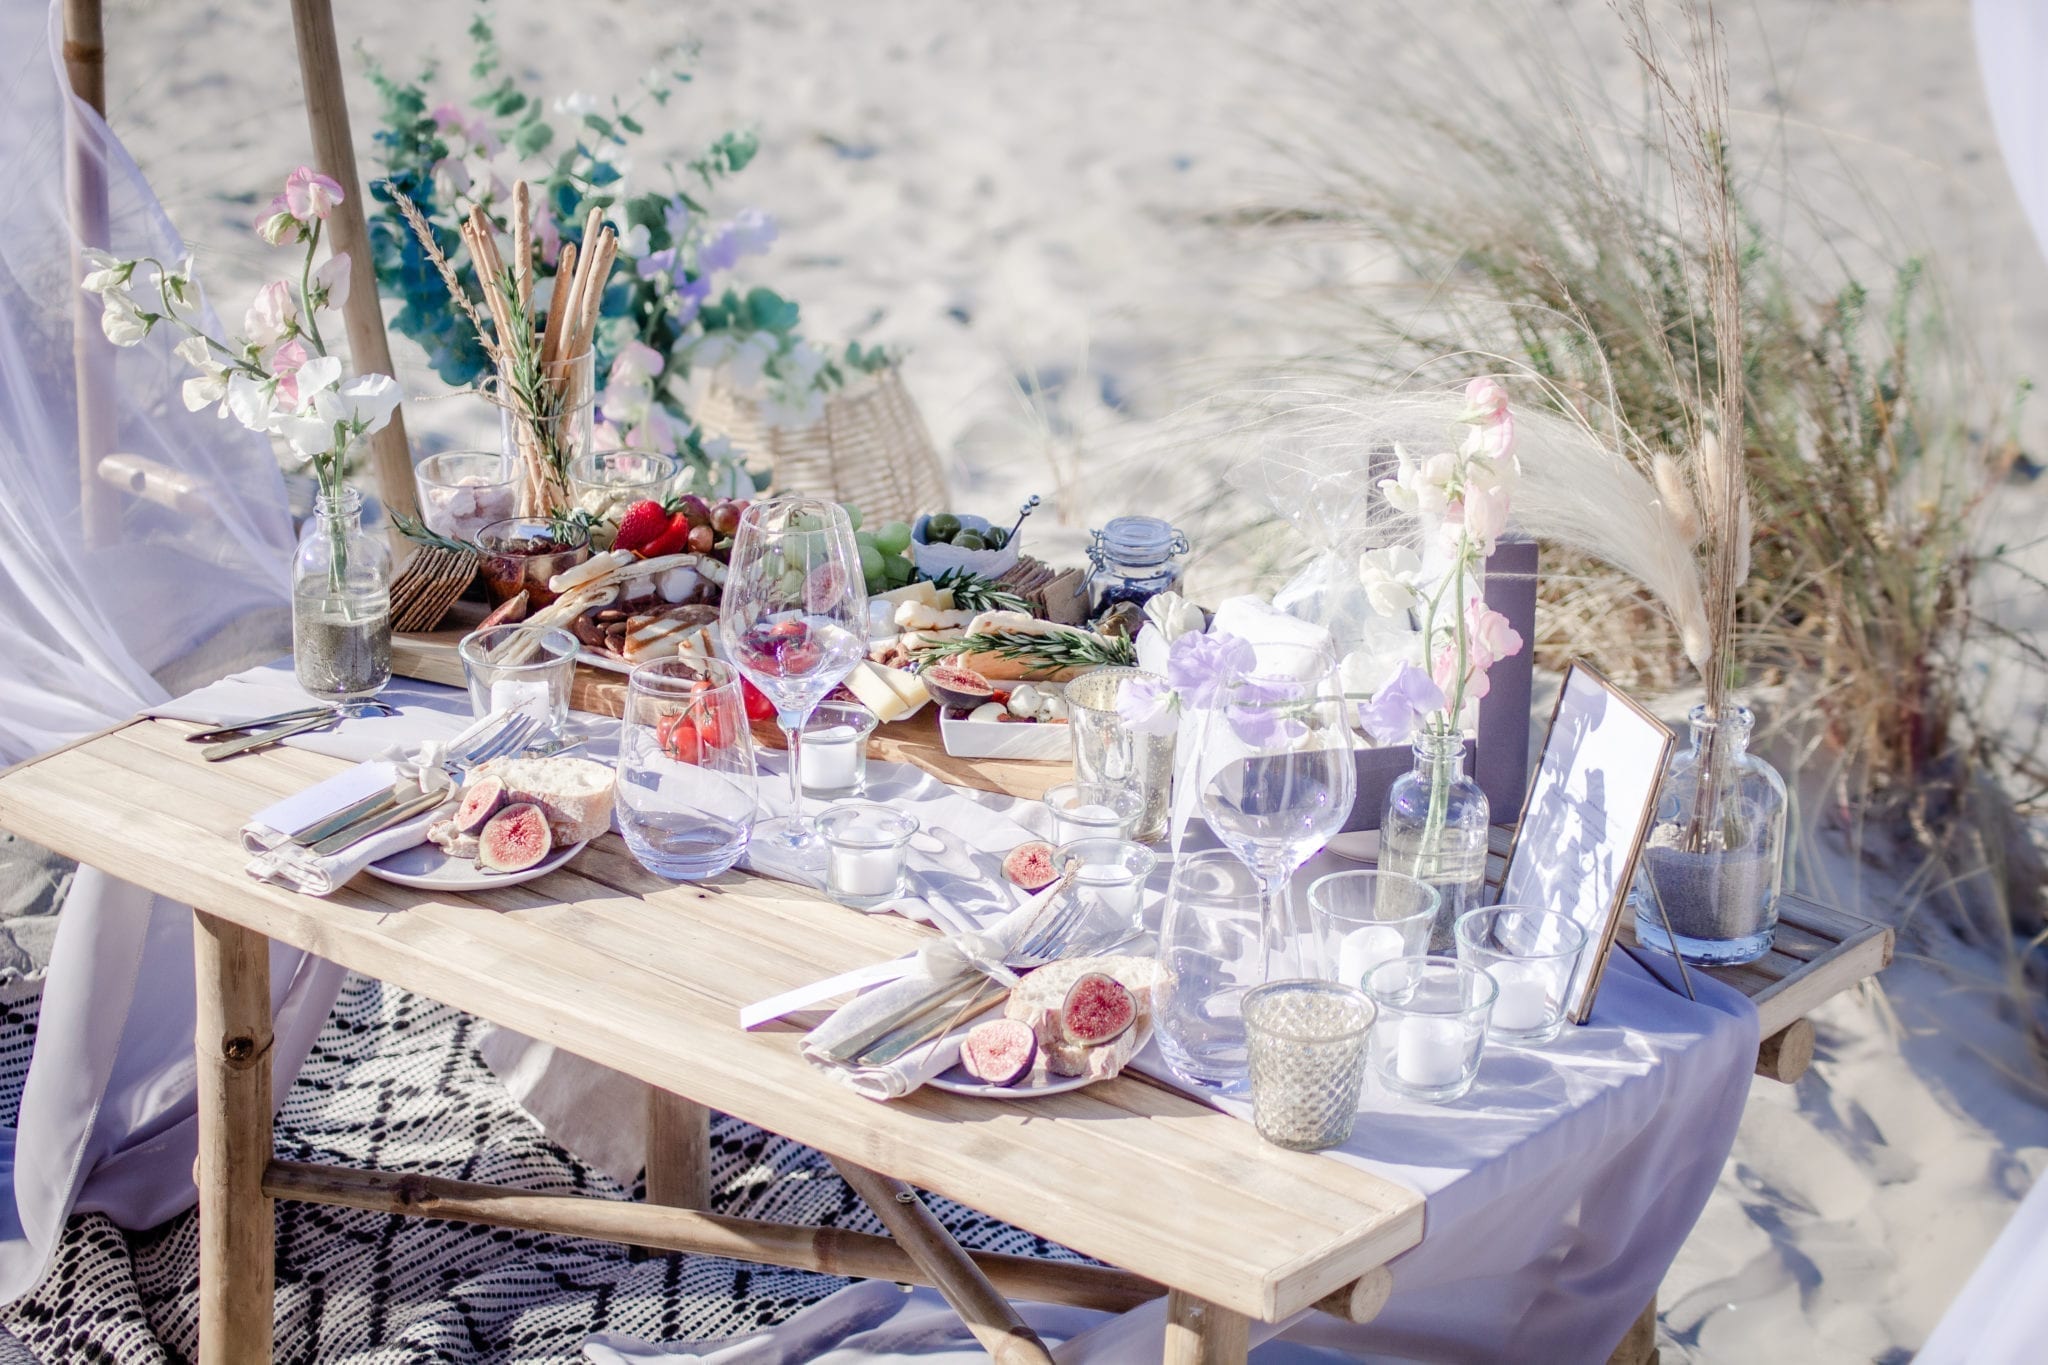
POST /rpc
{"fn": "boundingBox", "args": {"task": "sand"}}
[87,0,2048,1358]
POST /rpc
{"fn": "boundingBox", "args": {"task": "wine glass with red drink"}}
[718,496,870,862]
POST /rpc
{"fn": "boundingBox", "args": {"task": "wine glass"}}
[719,496,869,863]
[1198,644,1357,980]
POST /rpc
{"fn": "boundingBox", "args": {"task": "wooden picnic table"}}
[0,716,1423,1365]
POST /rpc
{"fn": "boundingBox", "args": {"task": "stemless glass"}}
[1198,645,1357,980]
[1305,870,1440,990]
[615,657,759,879]
[719,496,869,864]
[1453,905,1587,1045]
[1156,849,1267,1092]
[1364,956,1497,1104]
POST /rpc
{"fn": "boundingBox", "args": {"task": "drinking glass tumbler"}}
[414,450,518,541]
[1363,957,1497,1104]
[1050,838,1157,931]
[1157,850,1267,1092]
[1305,871,1440,989]
[567,448,681,524]
[1453,905,1587,1045]
[1042,781,1142,845]
[615,657,758,879]
[820,803,919,910]
[1243,979,1376,1151]
[457,624,577,736]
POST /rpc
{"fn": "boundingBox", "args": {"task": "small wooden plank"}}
[392,628,1075,800]
[645,1087,710,1210]
[831,1158,1054,1364]
[193,910,274,1365]
[1164,1290,1250,1365]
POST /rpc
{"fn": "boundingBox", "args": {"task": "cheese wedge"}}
[844,661,929,722]
[874,580,955,611]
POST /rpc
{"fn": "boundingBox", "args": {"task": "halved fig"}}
[921,664,995,711]
[453,776,508,834]
[1001,840,1058,891]
[960,1018,1038,1087]
[1060,972,1135,1046]
[476,801,552,872]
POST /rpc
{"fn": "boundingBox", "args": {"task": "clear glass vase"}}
[292,486,392,703]
[1378,731,1490,951]
[1630,703,1788,965]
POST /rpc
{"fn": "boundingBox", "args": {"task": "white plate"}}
[929,1020,1153,1098]
[366,838,589,890]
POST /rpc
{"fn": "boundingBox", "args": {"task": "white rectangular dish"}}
[936,708,1072,762]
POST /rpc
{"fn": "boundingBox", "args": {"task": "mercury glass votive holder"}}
[1453,905,1587,1046]
[1363,956,1497,1104]
[797,702,878,799]
[1050,837,1157,932]
[820,803,918,911]
[1042,781,1143,845]
[1064,667,1174,841]
[1242,979,1376,1151]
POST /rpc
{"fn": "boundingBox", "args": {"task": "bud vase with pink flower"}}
[1361,379,1526,948]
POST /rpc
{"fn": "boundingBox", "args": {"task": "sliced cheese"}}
[844,661,929,722]
[874,579,955,611]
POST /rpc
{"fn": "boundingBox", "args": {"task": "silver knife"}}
[202,711,347,761]
[287,787,405,847]
[308,788,450,857]
[185,706,335,744]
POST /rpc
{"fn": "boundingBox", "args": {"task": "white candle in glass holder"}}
[489,678,553,722]
[1489,967,1550,1033]
[1075,864,1142,919]
[1395,1016,1467,1089]
[829,843,901,899]
[1336,926,1407,989]
[800,724,863,792]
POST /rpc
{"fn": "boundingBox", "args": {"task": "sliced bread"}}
[474,755,614,844]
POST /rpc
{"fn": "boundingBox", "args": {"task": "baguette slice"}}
[1003,954,1161,1080]
[473,755,614,844]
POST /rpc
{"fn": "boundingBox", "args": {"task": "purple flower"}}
[1360,662,1445,744]
[1225,674,1313,748]
[1166,631,1256,711]
[664,197,693,241]
[1116,675,1178,736]
[637,247,680,282]
[674,274,711,328]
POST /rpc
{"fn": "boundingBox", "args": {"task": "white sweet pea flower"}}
[554,92,598,116]
[244,281,297,348]
[1377,445,1455,520]
[1358,545,1426,617]
[315,372,402,437]
[1142,591,1205,643]
[175,335,232,412]
[80,250,137,296]
[224,372,276,432]
[161,257,199,310]
[311,253,351,311]
[618,223,652,258]
[98,289,149,346]
[278,413,337,459]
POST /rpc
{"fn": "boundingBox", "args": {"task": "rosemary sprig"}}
[392,512,480,557]
[932,568,1030,614]
[917,629,1133,671]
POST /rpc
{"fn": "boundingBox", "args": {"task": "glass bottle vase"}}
[292,486,392,703]
[1630,702,1788,965]
[1378,732,1490,951]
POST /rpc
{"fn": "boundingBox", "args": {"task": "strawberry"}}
[613,499,673,555]
[640,510,693,558]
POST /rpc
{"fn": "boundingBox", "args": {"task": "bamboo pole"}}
[194,911,275,1365]
[828,1157,1054,1365]
[644,1087,710,1211]
[62,0,118,548]
[262,1159,1163,1314]
[288,0,417,522]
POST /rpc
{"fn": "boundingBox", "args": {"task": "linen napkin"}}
[146,658,475,760]
[240,760,450,896]
[796,894,1050,1100]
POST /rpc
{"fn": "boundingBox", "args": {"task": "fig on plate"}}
[1060,972,1136,1046]
[959,1018,1037,1087]
[476,801,552,873]
[922,664,995,711]
[453,776,508,834]
[1002,840,1059,891]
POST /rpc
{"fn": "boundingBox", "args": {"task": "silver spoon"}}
[199,700,397,761]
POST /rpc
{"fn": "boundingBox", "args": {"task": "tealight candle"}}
[1490,966,1550,1034]
[1050,836,1157,931]
[1336,925,1407,990]
[829,843,901,900]
[489,678,553,722]
[1075,864,1142,919]
[1395,1016,1467,1090]
[1042,783,1140,845]
[818,803,918,912]
[800,725,861,792]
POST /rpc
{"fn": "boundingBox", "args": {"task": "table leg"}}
[1163,1290,1250,1365]
[644,1086,710,1210]
[1605,1296,1658,1365]
[828,1157,1054,1365]
[193,910,274,1364]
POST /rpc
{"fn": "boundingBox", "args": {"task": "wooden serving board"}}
[391,629,1074,802]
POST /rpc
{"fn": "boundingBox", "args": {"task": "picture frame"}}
[1496,663,1674,1024]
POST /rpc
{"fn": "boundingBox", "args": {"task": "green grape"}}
[841,504,864,531]
[884,552,915,587]
[858,543,885,582]
[873,521,913,556]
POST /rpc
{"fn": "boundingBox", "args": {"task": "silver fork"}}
[295,714,542,856]
[828,885,1095,1068]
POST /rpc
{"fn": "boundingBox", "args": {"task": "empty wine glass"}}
[1198,644,1357,980]
[719,496,869,863]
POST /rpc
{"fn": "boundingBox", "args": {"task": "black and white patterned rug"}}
[0,974,1090,1363]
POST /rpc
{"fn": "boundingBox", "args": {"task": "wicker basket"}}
[695,367,949,525]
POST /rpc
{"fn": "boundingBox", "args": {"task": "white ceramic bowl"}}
[911,513,1023,579]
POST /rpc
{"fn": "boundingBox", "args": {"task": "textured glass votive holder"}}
[820,803,917,911]
[1243,979,1376,1152]
[1363,956,1497,1104]
[1043,781,1143,845]
[1453,905,1587,1045]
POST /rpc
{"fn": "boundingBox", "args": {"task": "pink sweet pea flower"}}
[282,166,344,221]
[1453,477,1512,555]
[244,280,297,347]
[311,253,351,311]
[1465,598,1524,668]
[1461,376,1509,423]
[255,196,302,245]
[269,338,311,408]
[1433,644,1492,704]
